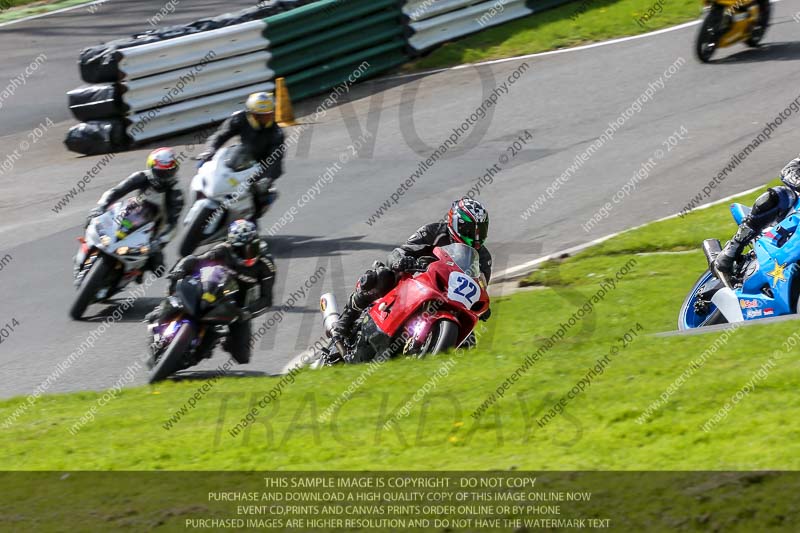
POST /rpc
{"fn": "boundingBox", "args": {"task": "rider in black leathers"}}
[148,220,276,364]
[86,147,183,276]
[198,92,284,219]
[714,156,800,279]
[332,198,493,346]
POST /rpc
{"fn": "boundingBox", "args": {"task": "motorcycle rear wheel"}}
[69,254,112,320]
[149,322,196,383]
[746,6,769,47]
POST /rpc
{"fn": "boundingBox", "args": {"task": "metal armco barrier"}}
[117,21,269,80]
[409,0,531,52]
[122,51,274,113]
[127,82,274,143]
[285,40,408,100]
[66,0,575,154]
[268,9,401,75]
[404,0,485,22]
[66,21,273,154]
[266,0,409,101]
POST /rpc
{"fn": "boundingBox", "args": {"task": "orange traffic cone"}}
[275,77,298,127]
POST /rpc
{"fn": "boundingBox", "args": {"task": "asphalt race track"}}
[1,0,800,398]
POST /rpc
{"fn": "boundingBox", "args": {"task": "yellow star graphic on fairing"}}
[767,261,787,283]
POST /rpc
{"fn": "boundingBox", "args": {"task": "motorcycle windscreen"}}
[176,279,204,317]
[116,199,159,238]
[197,265,240,322]
[224,144,256,172]
[437,243,481,279]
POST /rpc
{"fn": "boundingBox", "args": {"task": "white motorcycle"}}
[70,197,158,319]
[178,145,276,256]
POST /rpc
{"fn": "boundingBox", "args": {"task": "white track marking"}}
[492,185,766,281]
[0,0,108,28]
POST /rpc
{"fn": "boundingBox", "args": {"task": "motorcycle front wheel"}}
[149,322,196,383]
[678,269,727,330]
[696,5,724,62]
[69,254,113,320]
[419,320,460,356]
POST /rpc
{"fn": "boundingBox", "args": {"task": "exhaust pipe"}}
[703,238,733,288]
[702,239,722,267]
[320,293,340,339]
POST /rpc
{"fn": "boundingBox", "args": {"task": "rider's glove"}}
[479,307,491,322]
[86,206,104,225]
[166,268,185,293]
[196,151,214,167]
[166,268,184,281]
[391,255,418,273]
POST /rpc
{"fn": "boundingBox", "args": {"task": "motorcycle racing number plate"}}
[448,271,480,309]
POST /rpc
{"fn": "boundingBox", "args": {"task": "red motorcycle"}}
[315,243,490,366]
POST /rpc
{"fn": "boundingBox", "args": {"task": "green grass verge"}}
[0,0,98,23]
[408,0,702,71]
[3,183,800,472]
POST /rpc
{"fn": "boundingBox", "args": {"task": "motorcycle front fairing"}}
[370,275,445,338]
[368,244,490,349]
[177,266,242,325]
[76,201,154,286]
[728,204,800,321]
[193,147,256,198]
[186,146,259,237]
[717,3,760,47]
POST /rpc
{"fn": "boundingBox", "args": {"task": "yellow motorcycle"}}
[696,0,770,62]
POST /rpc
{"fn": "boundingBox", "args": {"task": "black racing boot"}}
[139,249,165,283]
[331,301,360,345]
[713,222,756,283]
[252,198,266,220]
[145,302,171,324]
[148,250,165,277]
[144,306,162,324]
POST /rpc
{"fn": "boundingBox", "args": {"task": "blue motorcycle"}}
[679,198,800,330]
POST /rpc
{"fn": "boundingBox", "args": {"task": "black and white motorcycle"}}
[70,197,158,319]
[178,145,276,256]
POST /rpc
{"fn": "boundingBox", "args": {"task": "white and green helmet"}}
[447,198,489,249]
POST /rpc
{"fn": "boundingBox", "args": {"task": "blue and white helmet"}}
[227,219,259,266]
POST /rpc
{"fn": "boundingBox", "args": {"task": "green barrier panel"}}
[270,10,403,77]
[284,39,408,101]
[264,0,400,47]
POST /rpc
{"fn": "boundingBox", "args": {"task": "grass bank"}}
[409,0,701,70]
[0,0,103,23]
